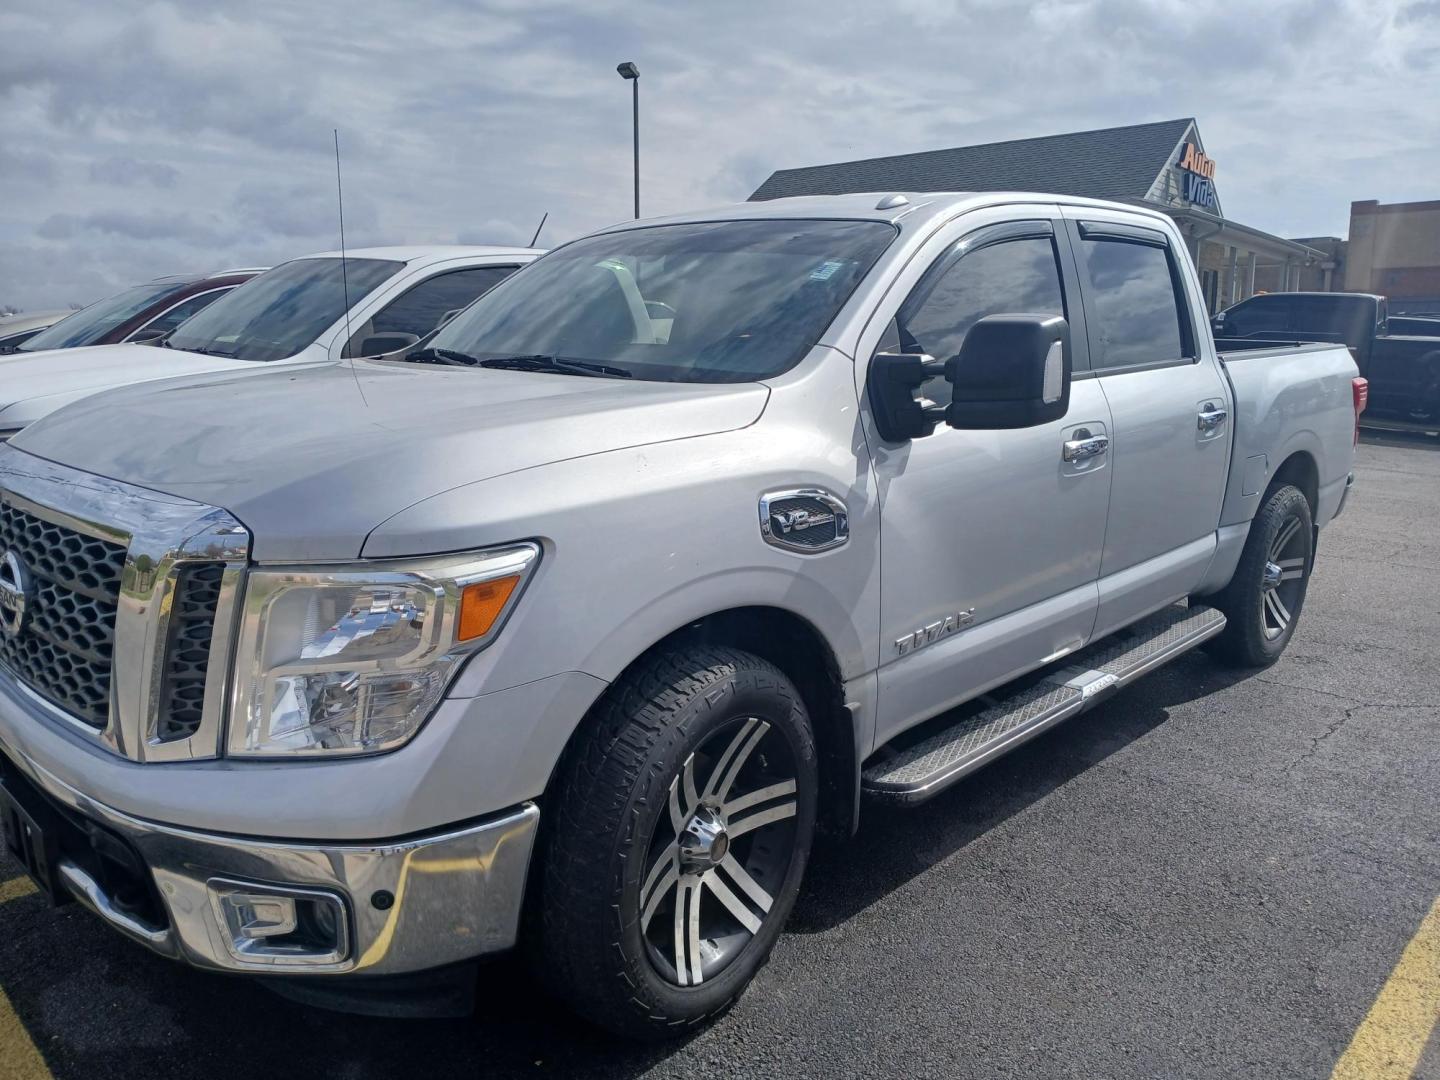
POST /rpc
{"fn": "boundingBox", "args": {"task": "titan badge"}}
[894,609,975,656]
[0,549,32,637]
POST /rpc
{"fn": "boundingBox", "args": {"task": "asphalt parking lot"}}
[2,432,1438,1080]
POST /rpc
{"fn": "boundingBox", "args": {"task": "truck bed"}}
[1216,340,1359,528]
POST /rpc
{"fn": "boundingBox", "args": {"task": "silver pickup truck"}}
[0,193,1364,1038]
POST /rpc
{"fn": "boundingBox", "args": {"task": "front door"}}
[859,209,1113,748]
[1062,212,1232,637]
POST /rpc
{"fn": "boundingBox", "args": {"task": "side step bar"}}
[861,603,1226,805]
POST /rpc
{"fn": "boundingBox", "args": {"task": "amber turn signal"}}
[457,575,522,641]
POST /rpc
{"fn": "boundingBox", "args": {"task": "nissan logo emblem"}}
[0,550,31,638]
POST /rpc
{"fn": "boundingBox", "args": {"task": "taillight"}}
[1352,377,1368,445]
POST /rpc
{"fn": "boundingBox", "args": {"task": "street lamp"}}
[617,61,639,219]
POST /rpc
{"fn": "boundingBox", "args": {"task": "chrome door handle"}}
[1062,435,1109,462]
[1197,406,1228,431]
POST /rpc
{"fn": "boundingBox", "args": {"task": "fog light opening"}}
[208,879,351,967]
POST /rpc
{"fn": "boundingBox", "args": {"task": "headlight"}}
[228,544,538,758]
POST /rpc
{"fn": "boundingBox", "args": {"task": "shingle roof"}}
[749,118,1194,203]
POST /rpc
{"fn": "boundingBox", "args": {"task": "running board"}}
[861,603,1226,805]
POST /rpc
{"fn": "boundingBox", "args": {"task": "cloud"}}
[87,156,180,188]
[1,0,1438,311]
[36,209,230,246]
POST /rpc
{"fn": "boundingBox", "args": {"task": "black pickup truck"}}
[1213,292,1440,425]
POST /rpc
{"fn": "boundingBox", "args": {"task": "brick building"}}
[1344,199,1440,313]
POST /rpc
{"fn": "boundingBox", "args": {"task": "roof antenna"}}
[529,211,549,248]
[333,129,354,352]
[334,129,368,404]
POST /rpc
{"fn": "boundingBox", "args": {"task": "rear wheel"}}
[537,646,817,1039]
[1208,483,1314,667]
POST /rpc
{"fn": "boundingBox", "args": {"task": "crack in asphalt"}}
[1283,701,1434,771]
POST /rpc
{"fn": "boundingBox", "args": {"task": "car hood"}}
[13,358,770,560]
[0,344,252,422]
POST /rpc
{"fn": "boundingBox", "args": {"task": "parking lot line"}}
[0,988,52,1080]
[1331,895,1440,1080]
[0,876,38,906]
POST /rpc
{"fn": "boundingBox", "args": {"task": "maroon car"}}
[4,267,266,354]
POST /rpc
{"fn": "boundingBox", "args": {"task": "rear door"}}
[860,206,1113,746]
[1062,211,1231,638]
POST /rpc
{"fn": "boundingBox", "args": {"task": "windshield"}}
[165,257,400,362]
[17,282,186,352]
[427,219,897,382]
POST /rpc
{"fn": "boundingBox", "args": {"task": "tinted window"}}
[428,219,897,383]
[1288,297,1373,344]
[0,328,45,350]
[132,287,233,337]
[345,265,516,357]
[1080,239,1186,369]
[166,257,400,362]
[894,235,1067,406]
[18,282,186,352]
[1222,297,1290,337]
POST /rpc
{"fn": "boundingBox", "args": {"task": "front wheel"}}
[537,646,817,1039]
[1208,483,1314,667]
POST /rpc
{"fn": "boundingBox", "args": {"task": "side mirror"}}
[129,328,168,343]
[868,314,1071,441]
[357,332,421,357]
[946,314,1070,430]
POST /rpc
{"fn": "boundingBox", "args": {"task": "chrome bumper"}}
[0,737,538,978]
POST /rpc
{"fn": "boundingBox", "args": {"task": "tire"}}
[536,645,818,1040]
[1208,483,1314,667]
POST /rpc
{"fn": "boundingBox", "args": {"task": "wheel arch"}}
[1270,449,1319,516]
[542,604,861,839]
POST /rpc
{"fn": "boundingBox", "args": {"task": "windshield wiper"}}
[476,354,633,378]
[399,347,482,367]
[179,345,237,358]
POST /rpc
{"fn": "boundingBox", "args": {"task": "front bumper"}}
[0,738,538,977]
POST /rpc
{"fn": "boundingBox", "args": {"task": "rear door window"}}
[1079,236,1189,370]
[1223,298,1291,337]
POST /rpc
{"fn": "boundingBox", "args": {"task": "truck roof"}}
[1238,291,1386,303]
[297,244,545,264]
[594,191,1181,236]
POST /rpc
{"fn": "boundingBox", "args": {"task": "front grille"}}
[156,563,224,742]
[0,501,127,728]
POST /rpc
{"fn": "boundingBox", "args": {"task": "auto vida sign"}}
[1177,143,1218,211]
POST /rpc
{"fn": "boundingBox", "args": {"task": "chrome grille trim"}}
[0,446,250,762]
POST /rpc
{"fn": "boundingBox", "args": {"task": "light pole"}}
[617,61,639,219]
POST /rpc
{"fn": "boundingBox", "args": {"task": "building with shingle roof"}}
[751,119,1320,313]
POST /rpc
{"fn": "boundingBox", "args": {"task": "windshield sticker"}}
[809,260,845,281]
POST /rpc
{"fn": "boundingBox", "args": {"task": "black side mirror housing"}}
[868,351,946,441]
[945,313,1071,430]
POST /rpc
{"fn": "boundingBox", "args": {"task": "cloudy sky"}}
[2,0,1437,310]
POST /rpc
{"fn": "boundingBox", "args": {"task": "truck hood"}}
[0,344,253,423]
[14,359,770,560]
